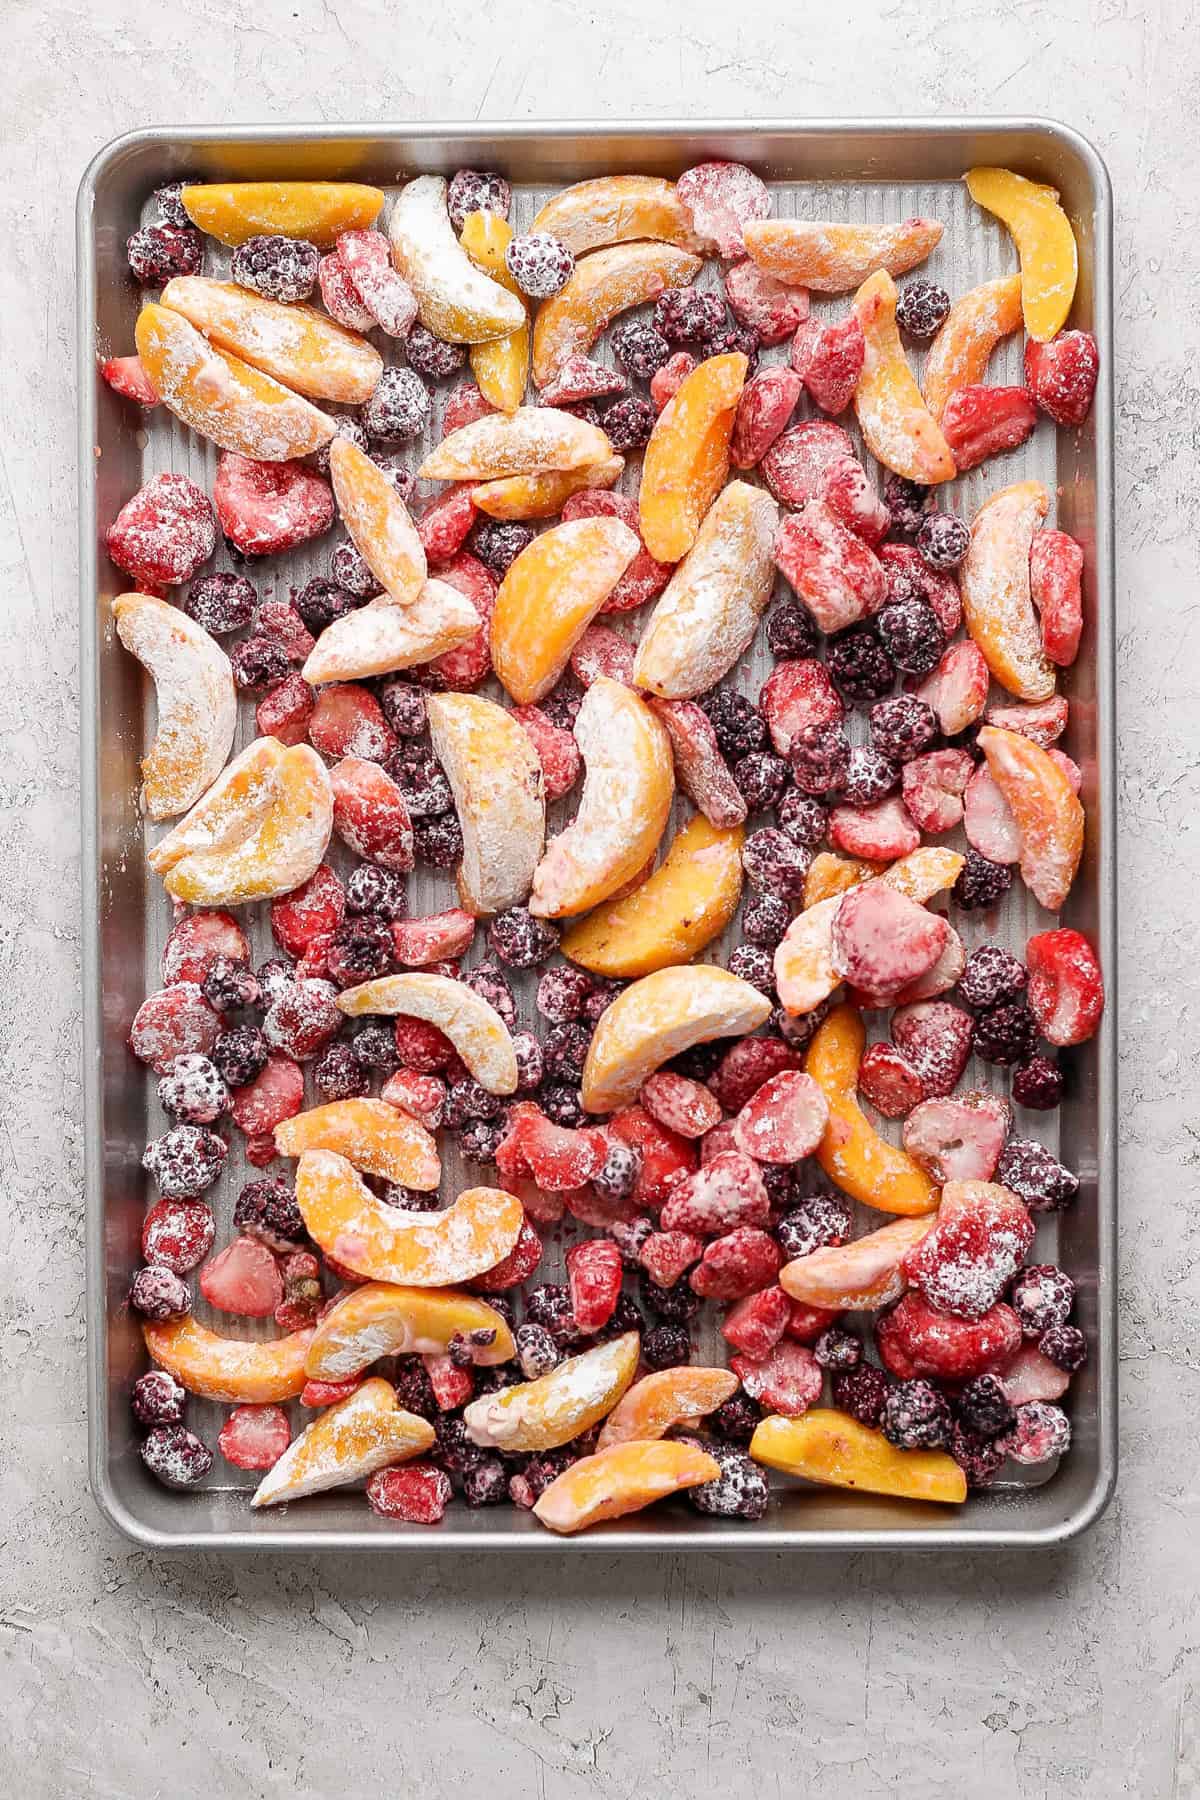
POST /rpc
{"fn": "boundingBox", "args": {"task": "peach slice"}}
[135,303,336,462]
[463,1331,640,1453]
[559,814,744,978]
[804,1005,938,1216]
[159,276,383,405]
[528,678,674,920]
[977,725,1084,912]
[531,241,702,387]
[143,1315,314,1403]
[305,1284,516,1380]
[419,405,612,484]
[274,1098,440,1190]
[388,174,526,342]
[774,895,842,1015]
[780,1214,936,1310]
[296,1149,523,1283]
[531,175,710,256]
[491,521,641,705]
[851,272,955,484]
[112,592,236,820]
[458,210,530,413]
[470,454,624,521]
[960,481,1055,701]
[329,438,426,605]
[336,970,518,1093]
[595,1367,739,1450]
[302,580,480,685]
[921,273,1023,423]
[632,481,778,698]
[581,964,772,1114]
[964,167,1079,342]
[743,217,944,293]
[880,845,965,905]
[533,1439,721,1534]
[146,735,284,876]
[750,1409,966,1505]
[251,1377,435,1507]
[156,743,333,907]
[181,180,384,247]
[802,852,880,910]
[426,693,545,915]
[639,352,748,563]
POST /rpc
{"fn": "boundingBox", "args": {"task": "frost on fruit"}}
[458,209,530,413]
[533,1438,721,1534]
[143,1314,314,1403]
[465,1331,640,1454]
[960,481,1056,701]
[851,272,955,484]
[388,175,526,343]
[305,1284,515,1380]
[301,580,480,686]
[743,217,943,293]
[531,175,710,256]
[531,241,702,387]
[112,593,236,820]
[252,1377,435,1507]
[490,517,640,705]
[596,1367,739,1449]
[580,964,771,1114]
[964,167,1079,343]
[274,1097,440,1190]
[781,1213,936,1311]
[639,353,748,564]
[804,1004,938,1216]
[337,970,518,1094]
[921,273,1023,423]
[160,276,383,404]
[180,180,384,247]
[420,405,612,483]
[977,726,1084,913]
[426,693,545,915]
[329,439,426,605]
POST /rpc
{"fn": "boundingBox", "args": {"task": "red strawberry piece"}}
[828,796,920,863]
[650,351,696,414]
[317,249,375,331]
[733,1070,829,1164]
[877,1291,1022,1383]
[275,1297,321,1332]
[423,1352,474,1411]
[639,1228,704,1287]
[901,748,974,834]
[106,473,216,589]
[689,1227,782,1300]
[962,765,1020,864]
[381,1068,447,1130]
[538,354,628,405]
[608,1104,698,1207]
[101,354,160,407]
[512,1109,608,1192]
[639,1070,724,1140]
[217,1403,291,1471]
[941,384,1037,472]
[391,909,477,966]
[730,366,803,470]
[270,863,346,956]
[162,911,249,986]
[571,623,635,687]
[832,883,948,1001]
[731,1340,822,1416]
[709,1037,800,1113]
[1024,330,1099,428]
[564,1183,640,1230]
[200,1236,284,1318]
[469,1217,543,1293]
[309,684,397,763]
[1025,928,1105,1046]
[773,500,887,634]
[676,159,770,258]
[759,657,843,754]
[331,756,414,871]
[914,640,989,735]
[721,1285,792,1358]
[724,258,809,343]
[295,933,334,981]
[902,1091,1012,1184]
[420,550,496,691]
[561,487,675,614]
[415,487,476,562]
[879,542,962,636]
[1030,530,1084,667]
[660,1152,770,1236]
[142,1197,216,1273]
[567,1238,624,1332]
[856,1041,924,1119]
[647,698,746,827]
[442,381,498,434]
[984,695,1068,748]
[510,704,582,799]
[821,456,890,546]
[256,599,316,663]
[760,418,855,507]
[782,1300,843,1344]
[393,1016,457,1072]
[998,1344,1071,1406]
[366,1461,452,1523]
[229,1053,305,1139]
[214,453,334,558]
[257,673,316,746]
[244,1133,279,1168]
[792,314,866,416]
[300,1377,364,1408]
[322,1253,369,1286]
[891,1000,973,1098]
[336,229,418,336]
[699,1118,742,1164]
[903,1182,1034,1319]
[129,983,222,1072]
[893,926,966,1005]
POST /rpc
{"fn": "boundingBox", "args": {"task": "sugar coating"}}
[113,593,236,820]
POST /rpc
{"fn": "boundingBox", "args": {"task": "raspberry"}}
[775,1192,852,1259]
[505,232,574,298]
[157,1054,229,1125]
[654,287,726,343]
[637,1271,702,1323]
[232,1177,306,1252]
[841,746,898,807]
[314,415,370,477]
[727,944,774,995]
[684,1438,769,1520]
[895,279,950,338]
[201,957,261,1012]
[328,540,379,599]
[814,1328,861,1371]
[405,322,467,379]
[229,635,292,692]
[130,1368,187,1428]
[882,474,929,537]
[126,222,203,284]
[610,319,671,380]
[364,366,432,443]
[972,1002,1038,1066]
[789,719,851,795]
[129,1265,191,1320]
[741,827,810,899]
[742,893,791,949]
[141,1424,212,1488]
[881,1377,952,1449]
[602,396,656,451]
[705,691,767,758]
[325,916,395,986]
[869,695,937,765]
[142,1125,226,1199]
[230,233,319,302]
[999,1400,1071,1465]
[183,570,256,634]
[488,907,559,968]
[832,1363,891,1427]
[875,598,944,677]
[776,790,829,849]
[377,680,428,740]
[447,168,512,230]
[212,1024,268,1089]
[293,577,359,634]
[732,750,789,812]
[917,512,969,571]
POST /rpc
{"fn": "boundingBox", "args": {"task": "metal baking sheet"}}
[78,120,1116,1550]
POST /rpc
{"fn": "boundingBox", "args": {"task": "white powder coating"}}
[336,971,519,1093]
[647,697,748,827]
[851,272,956,484]
[297,1150,522,1282]
[780,1212,938,1309]
[462,1332,640,1452]
[492,517,639,704]
[743,217,944,292]
[896,924,966,1002]
[960,482,1057,701]
[580,964,772,1112]
[419,403,612,481]
[963,762,1022,862]
[307,1285,511,1379]
[112,593,236,820]
[274,1097,441,1189]
[773,894,842,1015]
[156,743,334,906]
[251,1378,434,1506]
[529,174,711,257]
[595,1367,739,1449]
[531,241,703,385]
[426,693,545,915]
[908,1180,1033,1319]
[388,174,526,344]
[147,736,285,874]
[330,438,427,604]
[159,276,384,404]
[922,273,1023,421]
[977,724,1084,911]
[302,580,479,684]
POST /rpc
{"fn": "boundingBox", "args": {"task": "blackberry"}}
[142,1126,226,1200]
[777,790,829,849]
[463,961,516,1027]
[957,944,1028,1010]
[394,1356,437,1419]
[128,1266,191,1321]
[733,750,790,811]
[1012,1055,1064,1111]
[293,576,359,634]
[211,1024,268,1089]
[684,1438,769,1520]
[581,978,625,1025]
[130,1368,187,1428]
[511,1031,545,1091]
[741,827,810,899]
[234,1177,306,1252]
[540,1083,584,1127]
[463,1457,509,1507]
[825,624,896,702]
[883,474,929,538]
[458,1117,506,1163]
[448,1077,504,1124]
[593,1140,640,1200]
[875,598,944,677]
[156,1055,229,1126]
[201,956,261,1012]
[605,1291,645,1342]
[765,600,818,660]
[141,1424,212,1488]
[377,679,428,739]
[539,681,584,730]
[954,847,1013,911]
[917,511,970,571]
[773,997,832,1052]
[515,1322,561,1379]
[560,401,602,428]
[370,454,416,502]
[814,1328,862,1372]
[345,864,408,919]
[504,232,575,299]
[314,416,370,478]
[869,694,937,765]
[881,1378,952,1450]
[313,1041,371,1101]
[708,320,759,367]
[602,396,656,451]
[229,635,292,692]
[488,907,559,968]
[1039,1324,1087,1372]
[152,181,190,227]
[542,1021,592,1081]
[670,1039,726,1083]
[742,893,791,949]
[326,918,394,989]
[726,944,775,996]
[363,366,432,443]
[611,319,672,379]
[642,1324,692,1371]
[840,745,899,807]
[972,1001,1038,1066]
[229,232,318,302]
[788,719,851,795]
[831,1364,891,1428]
[653,287,726,344]
[413,813,463,869]
[329,540,381,599]
[377,1182,441,1212]
[471,518,537,578]
[126,223,203,285]
[955,1375,1017,1440]
[351,1023,401,1074]
[183,571,257,635]
[895,279,951,339]
[446,168,512,231]
[705,690,767,757]
[776,1192,853,1259]
[405,323,467,380]
[1009,1263,1075,1336]
[637,1271,702,1323]
[536,964,595,1023]
[524,1283,585,1348]
[948,1423,1007,1488]
[256,958,297,1003]
[434,1412,488,1475]
[710,1392,763,1446]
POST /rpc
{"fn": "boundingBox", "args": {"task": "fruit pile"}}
[109,163,1102,1531]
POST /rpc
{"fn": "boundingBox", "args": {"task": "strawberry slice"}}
[161,911,249,987]
[270,863,346,956]
[468,1218,543,1293]
[791,315,865,416]
[821,456,890,545]
[257,673,316,746]
[782,1300,842,1344]
[984,696,1069,748]
[1030,530,1084,667]
[1024,331,1099,428]
[731,366,803,469]
[648,699,747,828]
[650,352,695,414]
[571,623,635,687]
[761,418,854,506]
[566,1238,623,1332]
[639,1071,723,1139]
[876,1291,1021,1382]
[509,705,582,800]
[914,640,989,735]
[300,1377,364,1408]
[709,1038,800,1113]
[725,259,809,342]
[391,910,477,966]
[214,453,334,558]
[229,1054,305,1140]
[828,795,920,862]
[539,354,628,405]
[832,883,947,1001]
[200,1236,284,1318]
[217,1404,292,1470]
[902,1182,1034,1319]
[759,658,843,754]
[773,500,887,634]
[721,1285,791,1358]
[878,542,962,637]
[689,1227,782,1301]
[416,487,476,562]
[331,757,414,871]
[902,1091,1012,1184]
[337,229,418,336]
[423,1353,474,1410]
[891,1001,973,1099]
[367,1462,451,1522]
[857,1041,924,1118]
[381,1069,447,1130]
[730,1341,822,1416]
[101,354,160,407]
[998,1345,1071,1405]
[318,249,375,330]
[733,1070,829,1164]
[941,384,1037,472]
[443,382,498,434]
[512,1109,608,1192]
[639,1228,705,1288]
[608,1104,697,1207]
[1025,928,1105,1046]
[129,984,222,1072]
[309,684,397,764]
[901,748,974,833]
[660,1153,770,1236]
[393,1017,457,1072]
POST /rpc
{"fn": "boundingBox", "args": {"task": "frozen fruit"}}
[101,353,159,407]
[941,384,1037,473]
[744,216,943,292]
[424,692,544,916]
[181,180,382,247]
[639,1070,724,1140]
[761,418,854,506]
[1025,330,1099,427]
[876,1290,1021,1383]
[487,906,559,969]
[580,964,771,1114]
[772,500,886,635]
[275,1095,439,1189]
[531,241,702,387]
[106,472,216,592]
[875,596,943,677]
[758,659,842,758]
[828,796,921,863]
[1025,928,1105,1046]
[112,593,235,821]
[891,1000,973,1097]
[639,1229,704,1288]
[921,273,1024,422]
[732,1340,822,1417]
[868,694,938,765]
[985,696,1068,751]
[329,438,426,605]
[781,1211,933,1312]
[230,231,319,301]
[832,883,948,1003]
[157,1053,229,1126]
[218,1403,292,1472]
[917,511,970,572]
[821,457,891,546]
[214,452,335,559]
[305,1283,513,1381]
[914,640,990,737]
[646,698,746,827]
[971,999,1037,1067]
[730,366,803,469]
[464,1330,638,1454]
[792,315,866,416]
[490,516,638,703]
[532,1437,719,1534]
[997,1137,1079,1213]
[857,1041,924,1119]
[130,1368,187,1428]
[532,174,709,259]
[732,1070,829,1165]
[964,167,1078,342]
[198,1235,283,1319]
[850,271,955,483]
[903,1178,1034,1319]
[803,1004,938,1216]
[690,1227,782,1301]
[387,174,525,343]
[141,1424,213,1489]
[570,623,635,688]
[565,1238,624,1334]
[337,969,517,1093]
[127,222,203,284]
[1030,529,1085,668]
[894,277,951,339]
[675,160,769,257]
[302,578,480,686]
[559,488,675,615]
[660,1153,770,1237]
[977,725,1084,911]
[724,260,808,345]
[880,1378,951,1450]
[160,274,382,403]
[143,1313,313,1403]
[251,1376,435,1507]
[329,756,414,874]
[638,352,748,564]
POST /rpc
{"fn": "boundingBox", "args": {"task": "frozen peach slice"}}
[458,209,530,413]
[160,276,382,405]
[851,272,955,484]
[528,678,674,919]
[329,438,426,605]
[531,175,710,256]
[804,1004,938,1216]
[491,520,640,705]
[275,1098,440,1190]
[420,405,612,483]
[147,735,285,876]
[337,970,518,1093]
[532,242,702,387]
[463,1331,640,1453]
[426,693,545,915]
[595,1367,739,1450]
[143,1315,314,1403]
[802,852,880,909]
[744,217,943,292]
[581,964,772,1114]
[388,174,526,343]
[305,1284,515,1380]
[780,1213,936,1310]
[135,304,336,462]
[922,273,1024,422]
[252,1377,435,1507]
[750,1409,966,1505]
[879,845,965,905]
[977,725,1084,912]
[302,580,479,685]
[181,180,384,247]
[534,1438,721,1534]
[112,593,236,820]
[559,814,743,978]
[159,744,333,907]
[632,481,778,699]
[964,167,1079,342]
[296,1149,523,1282]
[639,352,748,563]
[774,895,842,1015]
[960,481,1056,701]
[470,454,624,521]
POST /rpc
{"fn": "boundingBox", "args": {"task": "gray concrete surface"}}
[2,0,1197,1793]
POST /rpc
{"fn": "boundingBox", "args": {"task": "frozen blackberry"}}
[831,1363,891,1428]
[542,1021,592,1081]
[868,694,937,765]
[999,1400,1072,1465]
[773,996,833,1052]
[684,1438,769,1520]
[234,1177,306,1252]
[814,1328,862,1372]
[841,745,899,807]
[1009,1263,1075,1336]
[875,598,944,677]
[126,223,203,285]
[515,1322,561,1380]
[183,571,257,635]
[776,1192,853,1259]
[325,916,396,986]
[142,1125,227,1200]
[883,474,929,538]
[581,977,625,1025]
[705,690,767,758]
[824,625,894,702]
[345,864,408,919]
[130,1368,187,1428]
[446,168,512,230]
[540,1083,584,1127]
[742,893,792,949]
[641,1324,692,1371]
[211,1024,268,1089]
[973,1001,1038,1066]
[999,1139,1080,1213]
[313,1040,371,1101]
[363,366,432,443]
[539,681,584,731]
[229,635,292,692]
[536,964,594,1023]
[895,279,951,339]
[405,322,467,380]
[230,233,319,302]
[463,961,516,1027]
[788,719,851,795]
[511,1030,545,1091]
[727,944,775,996]
[958,944,1027,1010]
[604,396,657,451]
[294,576,359,634]
[350,1022,401,1074]
[1039,1324,1087,1372]
[376,1181,441,1212]
[377,679,428,739]
[653,287,726,344]
[881,1378,952,1450]
[201,956,261,1012]
[329,539,381,599]
[129,1265,191,1320]
[393,1356,437,1419]
[463,1457,509,1507]
[141,1423,212,1488]
[741,827,810,899]
[670,1039,726,1083]
[777,789,829,850]
[949,1423,1007,1488]
[413,813,463,868]
[152,181,190,227]
[448,1077,504,1124]
[470,517,537,579]
[917,511,970,571]
[708,320,759,367]
[488,907,559,969]
[157,1054,229,1126]
[638,1271,702,1323]
[765,599,818,660]
[733,750,790,811]
[524,1283,585,1348]
[954,848,1013,911]
[368,455,416,503]
[314,415,370,477]
[593,1140,640,1201]
[710,1392,763,1446]
[611,319,672,379]
[955,1373,1016,1439]
[434,1411,488,1475]
[458,1117,506,1163]
[256,958,297,1003]
[504,231,575,299]
[1012,1055,1064,1111]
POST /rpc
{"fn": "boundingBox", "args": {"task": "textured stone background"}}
[3,1,1197,1794]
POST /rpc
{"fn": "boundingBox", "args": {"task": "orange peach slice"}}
[743,217,943,293]
[419,405,612,484]
[639,352,748,563]
[528,678,674,919]
[329,438,426,605]
[302,580,480,685]
[458,210,529,413]
[880,846,965,905]
[804,1005,938,1216]
[463,1331,640,1453]
[559,814,744,978]
[851,271,955,484]
[160,276,382,405]
[158,744,333,907]
[803,852,881,909]
[595,1367,739,1450]
[581,964,772,1113]
[252,1378,434,1507]
[533,1438,721,1534]
[426,693,545,915]
[750,1409,966,1504]
[632,481,778,698]
[922,273,1024,423]
[112,593,236,820]
[181,180,384,247]
[780,1213,937,1310]
[964,167,1079,342]
[135,303,335,462]
[977,725,1084,912]
[274,1098,440,1190]
[336,970,518,1093]
[774,895,842,1015]
[389,174,526,343]
[470,454,624,521]
[147,735,285,876]
[305,1285,516,1380]
[960,481,1055,701]
[296,1149,523,1283]
[531,175,710,256]
[491,519,640,705]
[143,1316,313,1403]
[532,241,703,386]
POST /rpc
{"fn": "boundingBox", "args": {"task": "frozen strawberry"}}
[962,765,1020,864]
[731,1340,822,1416]
[571,623,635,687]
[229,1052,305,1141]
[914,640,989,735]
[1029,529,1084,667]
[902,1091,1011,1183]
[200,1236,283,1318]
[639,1229,704,1287]
[416,486,476,562]
[857,1041,924,1119]
[832,883,948,1001]
[106,473,216,590]
[101,354,159,407]
[985,695,1068,748]
[828,796,920,862]
[878,541,962,636]
[566,1238,623,1333]
[891,1001,973,1099]
[331,757,414,871]
[162,911,249,986]
[213,453,334,558]
[903,1183,1034,1320]
[876,1291,1022,1383]
[391,910,476,966]
[773,501,887,633]
[759,658,843,755]
[218,1403,291,1470]
[381,1068,446,1130]
[317,249,375,331]
[538,353,628,405]
[300,1377,364,1408]
[660,1152,770,1236]
[469,1218,543,1292]
[792,314,866,416]
[421,551,496,691]
[564,1183,640,1230]
[821,456,890,546]
[423,1353,474,1411]
[270,864,345,957]
[699,1119,742,1165]
[257,673,316,746]
[309,684,396,763]
[709,1037,800,1113]
[337,228,418,336]
[760,419,855,507]
[647,698,747,828]
[129,983,222,1072]
[728,365,800,470]
[608,1104,698,1207]
[783,1300,843,1344]
[650,350,696,412]
[724,258,809,342]
[901,748,974,834]
[393,1015,457,1072]
[733,1070,828,1165]
[722,1284,792,1358]
[367,1460,452,1522]
[639,1071,724,1140]
[690,1227,782,1301]
[508,1108,608,1192]
[676,159,770,258]
[893,926,966,1005]
[1024,330,1099,428]
[562,488,675,614]
[256,599,317,665]
[1025,928,1104,1046]
[998,1344,1071,1406]
[442,381,498,434]
[510,704,581,799]
[142,1197,216,1273]
[274,1249,323,1330]
[941,384,1037,472]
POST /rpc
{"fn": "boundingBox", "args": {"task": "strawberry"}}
[730,366,803,469]
[645,699,746,828]
[561,487,675,614]
[423,1353,474,1410]
[391,910,477,967]
[709,1037,800,1113]
[337,229,418,336]
[419,552,496,690]
[570,623,635,687]
[984,695,1069,748]
[270,863,345,956]
[773,500,887,633]
[914,640,989,735]
[832,882,947,1002]
[791,314,865,415]
[200,1236,284,1318]
[1024,330,1099,428]
[608,1104,697,1206]
[901,748,974,833]
[393,1016,457,1072]
[659,1152,770,1236]
[538,354,628,405]
[962,764,1020,864]
[689,1227,782,1300]
[300,1377,363,1408]
[566,1238,623,1332]
[828,795,920,862]
[891,1000,973,1099]
[229,1054,305,1140]
[940,384,1037,472]
[509,704,581,799]
[100,354,160,407]
[1025,928,1105,1046]
[725,259,809,342]
[699,1119,742,1164]
[638,1071,723,1139]
[381,1069,447,1130]
[217,1404,291,1471]
[893,928,966,1005]
[721,1286,792,1358]
[733,1070,829,1164]
[442,381,498,434]
[161,911,249,987]
[639,1228,704,1289]
[214,452,334,558]
[650,351,695,414]
[857,1041,924,1118]
[330,757,414,871]
[105,472,216,589]
[129,984,222,1073]
[903,1183,1034,1319]
[902,1091,1012,1184]
[879,542,962,636]
[257,673,316,746]
[308,684,396,763]
[759,658,843,754]
[366,1461,451,1522]
[998,1345,1071,1406]
[782,1300,843,1344]
[509,1108,608,1192]
[876,1291,1022,1382]
[415,487,476,562]
[760,419,854,506]
[468,1218,543,1292]
[1030,529,1085,666]
[318,249,375,330]
[731,1340,822,1415]
[821,456,890,545]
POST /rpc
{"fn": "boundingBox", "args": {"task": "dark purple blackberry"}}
[670,1039,726,1083]
[377,1182,442,1212]
[759,1163,794,1211]
[832,1364,891,1428]
[972,1002,1038,1066]
[201,956,261,1013]
[773,996,833,1052]
[229,635,293,692]
[377,679,428,739]
[313,1041,371,1101]
[212,1024,269,1089]
[434,1411,488,1475]
[505,232,575,299]
[957,944,1028,1010]
[364,366,432,443]
[1009,1263,1075,1336]
[141,1423,212,1488]
[637,1271,702,1323]
[536,964,594,1023]
[869,694,937,765]
[515,1322,561,1379]
[156,1055,229,1126]
[777,790,829,850]
[142,1125,226,1200]
[447,168,512,230]
[776,1192,853,1259]
[462,961,516,1027]
[230,232,318,302]
[581,977,625,1025]
[325,916,395,987]
[603,396,656,451]
[955,1374,1016,1439]
[741,827,810,899]
[394,1356,437,1419]
[293,576,359,634]
[840,746,899,807]
[542,1021,592,1081]
[875,598,944,677]
[917,511,970,571]
[684,1438,769,1520]
[345,864,408,919]
[765,600,818,660]
[727,944,775,996]
[883,474,929,538]
[825,624,896,701]
[329,539,380,599]
[511,1448,576,1503]
[788,719,851,794]
[708,320,760,367]
[458,1117,506,1163]
[710,1392,763,1446]
[654,287,726,344]
[1039,1324,1087,1372]
[895,279,951,339]
[1012,1055,1064,1111]
[881,1378,952,1450]
[405,322,467,380]
[183,571,257,634]
[448,1077,504,1124]
[954,848,1013,911]
[524,1283,585,1349]
[814,1328,862,1372]
[705,690,767,758]
[126,223,203,284]
[463,1457,509,1506]
[593,1140,640,1200]
[369,454,416,503]
[152,181,190,227]
[234,1177,306,1253]
[742,893,792,949]
[129,1266,191,1320]
[540,1083,584,1127]
[314,416,370,477]
[413,813,463,869]
[733,750,790,811]
[605,1291,645,1343]
[470,517,537,579]
[559,400,603,429]
[512,1031,545,1091]
[611,319,672,379]
[256,958,297,1003]
[130,1368,187,1428]
[488,907,559,968]
[351,1023,400,1075]
[539,681,584,731]
[642,1324,692,1371]
[948,1423,1006,1488]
